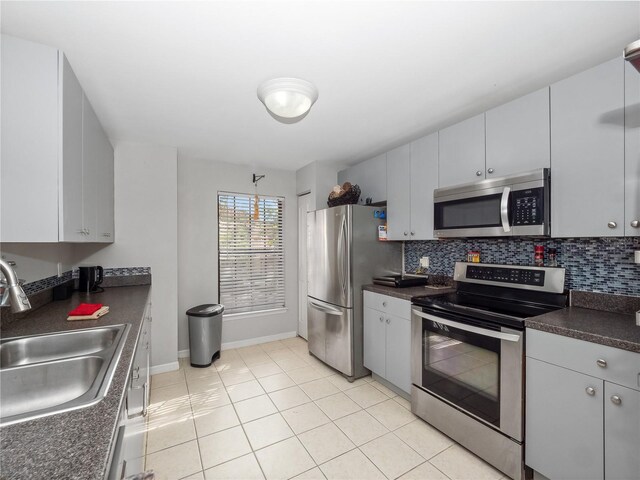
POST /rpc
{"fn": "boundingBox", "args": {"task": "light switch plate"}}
[420,257,429,268]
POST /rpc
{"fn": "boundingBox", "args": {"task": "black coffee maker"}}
[78,266,104,293]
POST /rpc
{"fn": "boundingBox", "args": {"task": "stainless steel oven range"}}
[411,262,567,480]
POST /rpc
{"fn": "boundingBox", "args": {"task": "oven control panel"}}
[466,265,545,286]
[511,187,544,226]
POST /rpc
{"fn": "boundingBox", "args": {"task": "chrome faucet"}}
[0,259,31,313]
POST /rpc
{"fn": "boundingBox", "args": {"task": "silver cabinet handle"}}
[610,395,622,405]
[385,318,390,324]
[379,316,384,323]
[631,220,639,228]
[487,168,495,174]
[596,358,607,368]
[132,366,140,380]
[476,170,482,176]
[382,301,387,307]
[403,231,408,236]
[608,221,617,229]
[410,231,415,236]
[586,386,596,396]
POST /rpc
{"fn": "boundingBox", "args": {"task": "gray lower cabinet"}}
[526,358,604,480]
[526,329,640,480]
[363,292,411,394]
[485,87,550,178]
[386,133,439,241]
[438,113,485,187]
[625,61,640,237]
[337,153,387,204]
[604,382,640,480]
[550,57,625,237]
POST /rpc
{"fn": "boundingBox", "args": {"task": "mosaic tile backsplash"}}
[23,267,152,296]
[405,237,640,297]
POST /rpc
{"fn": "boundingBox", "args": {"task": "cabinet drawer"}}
[527,329,640,391]
[363,291,410,319]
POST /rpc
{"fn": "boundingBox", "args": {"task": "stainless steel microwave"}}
[433,168,550,237]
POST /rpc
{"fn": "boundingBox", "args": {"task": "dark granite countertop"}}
[525,307,640,354]
[363,283,455,301]
[0,285,151,480]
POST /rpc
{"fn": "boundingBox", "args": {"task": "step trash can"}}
[187,304,224,367]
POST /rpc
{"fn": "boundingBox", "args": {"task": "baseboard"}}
[150,361,180,375]
[222,331,297,349]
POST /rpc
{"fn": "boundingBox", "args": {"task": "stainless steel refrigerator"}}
[307,205,402,380]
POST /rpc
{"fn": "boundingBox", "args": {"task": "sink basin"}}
[0,326,122,368]
[0,324,129,426]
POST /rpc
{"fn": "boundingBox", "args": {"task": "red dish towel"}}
[69,303,103,317]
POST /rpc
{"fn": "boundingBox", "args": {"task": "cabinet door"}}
[59,54,85,242]
[485,88,550,178]
[625,61,640,236]
[363,307,386,377]
[551,58,624,237]
[438,114,485,187]
[410,133,438,240]
[384,313,411,394]
[604,382,640,480]
[96,116,115,242]
[1,35,60,242]
[386,144,411,240]
[81,94,100,242]
[526,358,604,480]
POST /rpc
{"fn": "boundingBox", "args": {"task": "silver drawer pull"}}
[382,301,387,307]
[596,358,607,368]
[379,316,384,323]
[610,395,622,405]
[585,386,596,396]
[385,318,390,324]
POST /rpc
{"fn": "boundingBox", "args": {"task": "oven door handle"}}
[412,309,521,342]
[500,186,511,233]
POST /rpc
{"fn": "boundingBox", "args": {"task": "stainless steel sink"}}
[0,326,122,368]
[0,324,130,426]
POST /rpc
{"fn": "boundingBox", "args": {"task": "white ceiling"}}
[2,1,639,171]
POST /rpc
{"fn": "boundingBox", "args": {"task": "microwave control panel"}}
[466,265,546,286]
[511,187,544,226]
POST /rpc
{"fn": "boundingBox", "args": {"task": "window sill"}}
[223,307,288,322]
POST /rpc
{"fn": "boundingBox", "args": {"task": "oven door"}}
[411,307,523,441]
[433,186,512,238]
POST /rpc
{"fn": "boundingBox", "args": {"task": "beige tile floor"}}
[144,336,509,480]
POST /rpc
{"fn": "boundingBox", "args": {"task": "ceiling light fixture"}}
[257,77,318,123]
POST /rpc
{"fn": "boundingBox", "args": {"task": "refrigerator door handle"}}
[337,214,348,301]
[309,299,344,316]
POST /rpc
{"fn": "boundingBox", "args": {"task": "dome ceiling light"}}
[257,77,318,123]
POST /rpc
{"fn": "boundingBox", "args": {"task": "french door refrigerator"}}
[307,205,401,379]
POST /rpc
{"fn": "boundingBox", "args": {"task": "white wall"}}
[178,156,298,351]
[0,243,75,283]
[295,160,340,211]
[73,142,178,369]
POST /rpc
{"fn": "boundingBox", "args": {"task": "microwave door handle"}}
[500,186,511,233]
[412,309,521,342]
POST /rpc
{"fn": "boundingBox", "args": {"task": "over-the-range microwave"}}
[433,168,550,238]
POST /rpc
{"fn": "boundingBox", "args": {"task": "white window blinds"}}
[218,192,285,314]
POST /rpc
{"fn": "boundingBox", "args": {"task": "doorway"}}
[297,193,312,339]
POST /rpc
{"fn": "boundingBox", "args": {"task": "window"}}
[218,192,285,315]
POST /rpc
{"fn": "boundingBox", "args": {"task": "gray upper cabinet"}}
[551,58,625,237]
[1,35,114,243]
[386,144,411,240]
[386,133,439,241]
[1,35,60,242]
[338,153,387,204]
[410,133,439,239]
[438,113,485,187]
[625,61,640,237]
[485,87,550,178]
